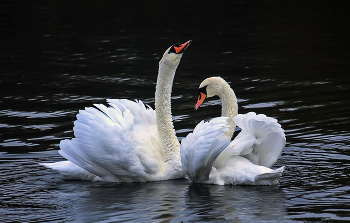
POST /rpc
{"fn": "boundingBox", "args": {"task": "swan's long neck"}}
[218,82,238,139]
[155,60,180,162]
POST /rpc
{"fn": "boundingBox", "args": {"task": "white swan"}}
[42,41,196,182]
[180,77,286,185]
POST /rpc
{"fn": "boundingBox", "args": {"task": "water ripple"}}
[0,109,72,119]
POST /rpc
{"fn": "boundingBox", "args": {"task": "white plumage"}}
[181,77,286,185]
[42,45,286,186]
[44,99,182,182]
[180,117,231,183]
[42,41,194,182]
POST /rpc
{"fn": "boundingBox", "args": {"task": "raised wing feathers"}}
[58,99,162,182]
[180,117,230,183]
[229,112,286,167]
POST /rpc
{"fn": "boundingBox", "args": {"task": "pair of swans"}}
[43,41,286,185]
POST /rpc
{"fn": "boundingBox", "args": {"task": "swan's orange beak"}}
[195,92,206,110]
[174,40,192,54]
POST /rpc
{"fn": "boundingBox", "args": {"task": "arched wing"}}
[180,117,230,183]
[225,112,286,168]
[56,99,163,182]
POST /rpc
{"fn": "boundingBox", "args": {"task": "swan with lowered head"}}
[180,77,286,185]
[42,41,202,182]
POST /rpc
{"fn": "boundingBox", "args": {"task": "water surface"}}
[1,1,350,222]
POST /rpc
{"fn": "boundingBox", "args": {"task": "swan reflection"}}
[55,179,288,222]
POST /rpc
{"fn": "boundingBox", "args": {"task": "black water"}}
[1,1,350,222]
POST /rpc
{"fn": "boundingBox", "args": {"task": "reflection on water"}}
[1,0,350,222]
[183,184,287,222]
[0,151,289,222]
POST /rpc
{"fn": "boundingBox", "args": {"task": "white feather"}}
[53,100,162,182]
[180,113,286,185]
[226,112,286,167]
[43,98,183,182]
[41,41,193,182]
[42,161,102,181]
[208,112,286,185]
[186,76,287,185]
[180,117,231,183]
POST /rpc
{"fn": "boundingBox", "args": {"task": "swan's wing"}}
[227,112,286,168]
[53,99,163,182]
[180,117,230,183]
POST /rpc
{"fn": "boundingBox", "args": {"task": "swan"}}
[180,77,286,185]
[42,41,199,182]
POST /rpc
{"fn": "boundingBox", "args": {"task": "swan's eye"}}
[168,43,181,54]
[198,86,207,97]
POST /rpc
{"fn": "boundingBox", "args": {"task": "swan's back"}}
[50,99,177,182]
[222,112,286,168]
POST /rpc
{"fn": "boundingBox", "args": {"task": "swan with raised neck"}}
[155,40,191,162]
[41,41,192,182]
[195,76,238,138]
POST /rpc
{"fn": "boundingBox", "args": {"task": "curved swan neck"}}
[155,59,181,162]
[217,82,238,139]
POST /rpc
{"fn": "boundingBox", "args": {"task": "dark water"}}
[1,1,350,222]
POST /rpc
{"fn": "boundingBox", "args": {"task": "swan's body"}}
[42,41,193,182]
[181,77,286,185]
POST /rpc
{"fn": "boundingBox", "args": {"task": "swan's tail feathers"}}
[58,138,112,178]
[255,166,285,185]
[232,112,286,168]
[41,161,101,181]
[180,116,230,183]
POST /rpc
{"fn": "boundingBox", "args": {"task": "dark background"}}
[1,1,350,222]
